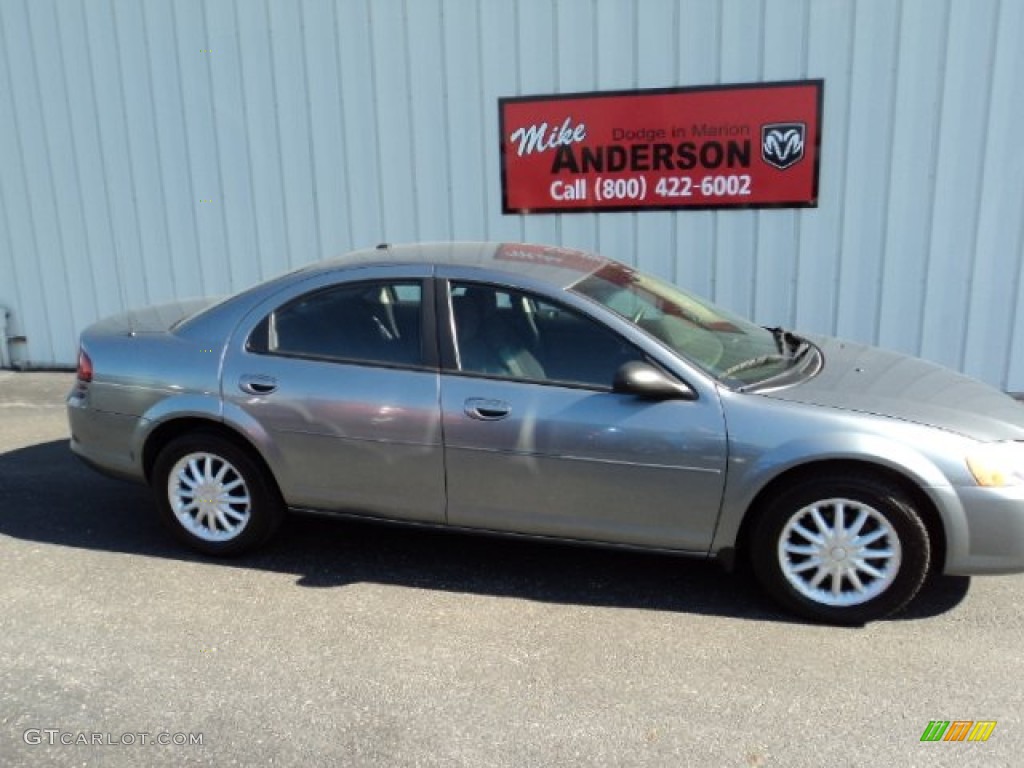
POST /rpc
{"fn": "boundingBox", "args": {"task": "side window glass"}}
[259,281,423,366]
[449,283,644,388]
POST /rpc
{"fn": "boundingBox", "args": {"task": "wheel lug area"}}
[197,483,218,512]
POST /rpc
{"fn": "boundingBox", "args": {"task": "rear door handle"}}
[464,398,511,421]
[239,374,278,395]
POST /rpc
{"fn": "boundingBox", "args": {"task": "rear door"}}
[221,266,446,523]
[437,278,728,552]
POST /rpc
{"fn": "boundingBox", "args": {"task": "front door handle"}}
[239,374,278,395]
[464,398,511,421]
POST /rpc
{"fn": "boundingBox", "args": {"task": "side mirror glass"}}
[612,361,696,400]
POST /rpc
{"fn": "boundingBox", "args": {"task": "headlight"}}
[966,442,1024,487]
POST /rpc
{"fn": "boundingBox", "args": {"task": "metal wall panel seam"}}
[407,0,450,243]
[443,0,485,240]
[625,0,637,269]
[549,0,597,254]
[913,0,951,356]
[334,1,379,247]
[957,0,1002,373]
[551,0,563,247]
[139,0,177,300]
[512,0,525,243]
[518,0,558,249]
[752,0,768,323]
[365,0,388,241]
[473,0,490,241]
[478,1,520,244]
[329,0,355,254]
[789,0,811,325]
[79,1,127,315]
[669,0,681,288]
[109,0,151,308]
[120,1,175,308]
[635,0,679,281]
[263,0,295,267]
[714,0,761,318]
[836,0,903,343]
[232,0,266,282]
[201,0,234,289]
[591,1,637,270]
[829,0,858,340]
[438,0,455,241]
[872,0,906,348]
[672,0,715,298]
[52,2,103,332]
[590,0,600,252]
[709,0,723,302]
[168,0,206,299]
[399,0,420,242]
[296,0,325,261]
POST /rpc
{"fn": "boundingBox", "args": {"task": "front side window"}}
[253,280,423,367]
[449,282,644,389]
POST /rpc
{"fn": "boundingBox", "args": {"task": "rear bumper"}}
[69,441,143,483]
[66,391,146,482]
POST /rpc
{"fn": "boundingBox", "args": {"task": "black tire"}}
[152,431,284,556]
[750,472,930,625]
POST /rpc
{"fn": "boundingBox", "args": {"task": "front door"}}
[439,281,727,551]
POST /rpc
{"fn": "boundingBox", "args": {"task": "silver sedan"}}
[66,242,1024,624]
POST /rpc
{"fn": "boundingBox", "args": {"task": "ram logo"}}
[761,123,806,170]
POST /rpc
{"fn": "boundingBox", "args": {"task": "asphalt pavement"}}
[1,371,1021,767]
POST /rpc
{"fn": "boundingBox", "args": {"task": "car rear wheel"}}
[750,473,930,625]
[152,432,284,555]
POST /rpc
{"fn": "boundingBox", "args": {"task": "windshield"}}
[570,263,803,387]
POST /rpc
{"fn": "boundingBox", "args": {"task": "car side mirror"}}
[612,361,697,400]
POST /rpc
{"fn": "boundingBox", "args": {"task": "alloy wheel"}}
[167,452,252,542]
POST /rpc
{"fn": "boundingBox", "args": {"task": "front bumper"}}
[946,484,1024,575]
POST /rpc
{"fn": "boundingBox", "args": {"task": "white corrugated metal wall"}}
[1,0,1023,389]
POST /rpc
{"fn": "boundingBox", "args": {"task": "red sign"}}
[499,80,822,214]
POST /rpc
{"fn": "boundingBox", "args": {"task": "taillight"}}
[77,348,93,383]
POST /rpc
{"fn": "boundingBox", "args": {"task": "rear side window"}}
[251,281,423,367]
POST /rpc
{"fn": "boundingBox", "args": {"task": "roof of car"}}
[303,241,623,289]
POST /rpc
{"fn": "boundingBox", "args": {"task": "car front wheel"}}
[152,432,284,555]
[750,473,931,625]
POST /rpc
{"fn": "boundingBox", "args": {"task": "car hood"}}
[761,336,1024,441]
[87,298,224,335]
